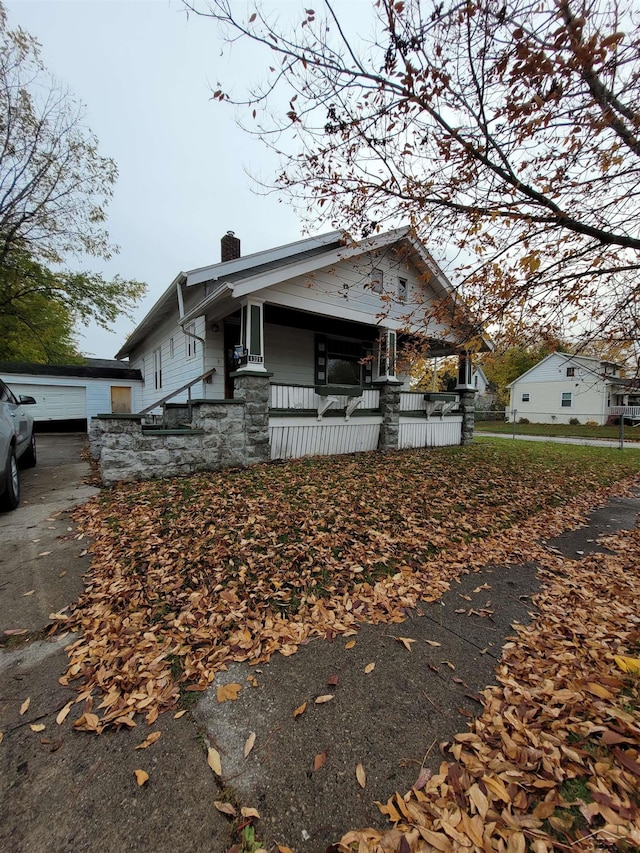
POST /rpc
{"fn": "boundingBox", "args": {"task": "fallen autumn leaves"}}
[54,444,640,730]
[50,442,640,849]
[334,525,640,852]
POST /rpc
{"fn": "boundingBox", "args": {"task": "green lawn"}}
[475,419,640,441]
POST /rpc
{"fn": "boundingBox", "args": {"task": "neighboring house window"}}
[566,367,575,377]
[153,347,162,390]
[474,374,478,389]
[185,322,197,359]
[397,277,407,302]
[169,337,175,358]
[521,393,529,402]
[371,269,383,294]
[561,392,572,407]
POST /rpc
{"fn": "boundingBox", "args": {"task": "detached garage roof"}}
[0,359,142,381]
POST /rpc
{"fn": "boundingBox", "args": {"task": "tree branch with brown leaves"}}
[189,0,640,349]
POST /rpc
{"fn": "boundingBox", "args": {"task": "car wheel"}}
[21,433,37,469]
[1,448,20,511]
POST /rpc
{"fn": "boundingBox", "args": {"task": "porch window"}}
[315,335,371,386]
[561,392,572,407]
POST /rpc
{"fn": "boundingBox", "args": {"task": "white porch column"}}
[377,329,397,381]
[236,297,267,373]
[456,351,474,390]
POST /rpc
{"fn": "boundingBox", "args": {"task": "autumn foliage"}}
[195,0,640,347]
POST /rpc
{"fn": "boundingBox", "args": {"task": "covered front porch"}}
[206,296,474,460]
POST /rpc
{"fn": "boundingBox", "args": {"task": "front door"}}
[224,321,241,399]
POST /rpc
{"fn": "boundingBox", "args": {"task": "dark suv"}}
[0,378,37,511]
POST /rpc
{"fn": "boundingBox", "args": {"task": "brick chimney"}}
[221,231,241,262]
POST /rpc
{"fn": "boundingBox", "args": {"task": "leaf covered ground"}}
[335,524,640,853]
[55,442,640,850]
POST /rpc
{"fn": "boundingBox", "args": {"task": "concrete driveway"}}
[0,433,231,853]
[0,434,98,635]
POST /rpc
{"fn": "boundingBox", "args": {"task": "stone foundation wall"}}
[91,376,475,486]
[91,400,247,487]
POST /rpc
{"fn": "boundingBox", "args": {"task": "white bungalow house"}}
[97,228,484,480]
[508,351,640,425]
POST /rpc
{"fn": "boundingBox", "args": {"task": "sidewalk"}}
[475,430,640,448]
[1,439,639,852]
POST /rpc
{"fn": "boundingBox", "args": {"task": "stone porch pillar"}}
[376,379,403,452]
[231,371,272,464]
[459,389,476,446]
[456,352,476,446]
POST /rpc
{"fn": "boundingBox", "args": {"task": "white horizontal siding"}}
[258,251,450,338]
[398,415,462,448]
[509,378,608,424]
[129,314,226,410]
[517,353,603,384]
[264,324,315,385]
[269,415,381,459]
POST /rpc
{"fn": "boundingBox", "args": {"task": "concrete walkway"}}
[475,430,640,448]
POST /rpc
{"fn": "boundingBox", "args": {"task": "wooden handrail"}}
[136,368,217,415]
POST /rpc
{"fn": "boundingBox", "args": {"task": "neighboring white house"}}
[472,366,496,409]
[0,359,143,430]
[507,352,640,425]
[113,228,487,460]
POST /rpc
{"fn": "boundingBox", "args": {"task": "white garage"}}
[0,359,144,430]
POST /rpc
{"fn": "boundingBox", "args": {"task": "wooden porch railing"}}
[610,405,640,419]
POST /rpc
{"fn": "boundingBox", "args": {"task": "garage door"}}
[8,384,87,422]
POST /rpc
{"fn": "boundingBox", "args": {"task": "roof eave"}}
[114,273,185,359]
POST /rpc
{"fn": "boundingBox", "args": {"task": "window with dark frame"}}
[185,322,197,359]
[566,367,575,377]
[153,347,162,390]
[521,393,530,402]
[397,277,407,302]
[561,392,572,407]
[315,335,372,386]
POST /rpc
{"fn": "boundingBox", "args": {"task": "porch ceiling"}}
[263,305,380,341]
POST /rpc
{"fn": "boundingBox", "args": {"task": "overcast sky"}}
[6,0,338,359]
